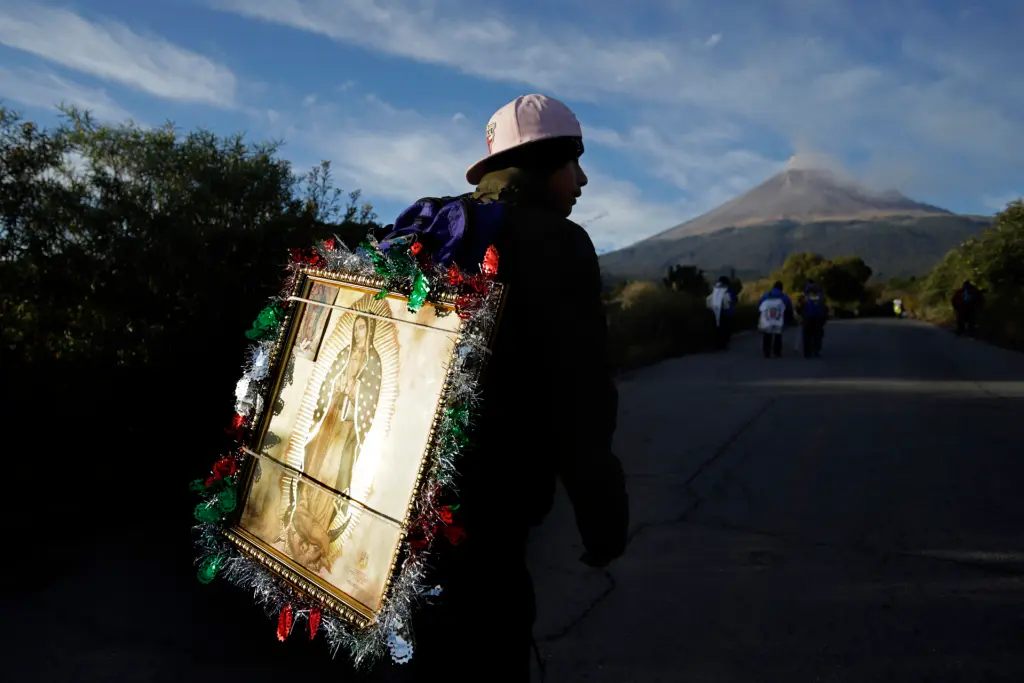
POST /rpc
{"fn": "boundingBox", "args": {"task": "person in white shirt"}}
[706,276,738,350]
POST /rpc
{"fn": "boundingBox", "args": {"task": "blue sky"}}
[0,0,1021,253]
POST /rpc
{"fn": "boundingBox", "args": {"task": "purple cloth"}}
[379,197,506,272]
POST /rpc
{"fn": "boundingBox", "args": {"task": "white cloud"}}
[0,66,134,122]
[704,33,722,48]
[214,0,1024,209]
[285,96,477,205]
[572,171,690,252]
[581,122,786,218]
[981,193,1023,214]
[0,3,237,106]
[272,93,687,249]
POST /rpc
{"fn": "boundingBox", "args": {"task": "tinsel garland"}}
[190,235,501,667]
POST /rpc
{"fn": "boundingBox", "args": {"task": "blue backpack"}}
[378,196,506,271]
[805,293,826,318]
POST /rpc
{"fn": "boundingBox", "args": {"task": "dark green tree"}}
[665,264,711,298]
[0,106,378,368]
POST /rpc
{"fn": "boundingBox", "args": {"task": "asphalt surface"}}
[7,319,1024,682]
[528,319,1024,682]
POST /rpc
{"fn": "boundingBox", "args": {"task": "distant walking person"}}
[893,298,904,318]
[758,281,793,358]
[952,280,984,337]
[800,280,827,358]
[706,276,738,350]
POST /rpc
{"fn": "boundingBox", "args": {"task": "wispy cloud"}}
[981,193,1023,213]
[274,92,686,248]
[214,0,1024,206]
[0,3,237,106]
[583,122,785,215]
[704,33,722,48]
[0,66,133,122]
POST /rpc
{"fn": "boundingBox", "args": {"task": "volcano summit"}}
[599,161,989,281]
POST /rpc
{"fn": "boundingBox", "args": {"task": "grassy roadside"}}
[605,281,758,373]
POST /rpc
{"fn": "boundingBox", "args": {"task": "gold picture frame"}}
[225,266,506,628]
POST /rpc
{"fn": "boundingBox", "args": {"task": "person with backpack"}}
[706,275,738,350]
[800,280,827,358]
[952,280,984,337]
[758,281,793,358]
[378,94,629,682]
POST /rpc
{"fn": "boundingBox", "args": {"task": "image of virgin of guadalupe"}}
[281,303,398,574]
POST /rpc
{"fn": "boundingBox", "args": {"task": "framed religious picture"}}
[190,237,506,665]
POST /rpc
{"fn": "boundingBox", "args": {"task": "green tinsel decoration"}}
[408,272,430,313]
[194,502,222,524]
[360,241,391,277]
[245,302,285,341]
[217,486,238,513]
[197,553,227,584]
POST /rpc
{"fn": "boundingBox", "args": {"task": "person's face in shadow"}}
[545,158,588,217]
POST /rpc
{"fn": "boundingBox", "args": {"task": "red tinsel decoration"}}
[465,274,488,293]
[321,238,336,251]
[442,524,467,545]
[277,604,294,642]
[481,245,499,279]
[455,294,482,320]
[438,506,454,524]
[308,607,321,640]
[225,413,247,440]
[410,241,423,256]
[288,246,327,269]
[205,475,218,488]
[212,456,237,479]
[446,263,464,287]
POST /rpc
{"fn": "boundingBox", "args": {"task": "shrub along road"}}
[529,319,1024,682]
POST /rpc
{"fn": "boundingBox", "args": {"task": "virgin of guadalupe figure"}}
[282,309,396,574]
[294,283,340,361]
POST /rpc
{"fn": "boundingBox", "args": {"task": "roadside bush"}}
[908,199,1024,347]
[605,280,756,372]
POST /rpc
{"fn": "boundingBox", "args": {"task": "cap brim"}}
[465,156,490,186]
[465,133,582,186]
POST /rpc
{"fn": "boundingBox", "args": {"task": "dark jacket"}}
[466,169,628,560]
[952,284,984,312]
[801,285,827,321]
[389,167,628,679]
[383,167,629,564]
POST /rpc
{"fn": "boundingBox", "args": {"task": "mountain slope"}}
[600,214,991,282]
[600,164,990,281]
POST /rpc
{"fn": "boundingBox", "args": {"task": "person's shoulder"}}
[504,204,597,254]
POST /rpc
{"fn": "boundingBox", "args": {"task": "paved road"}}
[528,319,1024,682]
[8,320,1024,682]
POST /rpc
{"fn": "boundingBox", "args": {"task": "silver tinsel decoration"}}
[193,238,502,668]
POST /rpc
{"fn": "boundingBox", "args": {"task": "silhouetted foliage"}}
[664,264,711,297]
[913,199,1024,345]
[772,252,872,308]
[0,107,378,368]
[0,107,380,575]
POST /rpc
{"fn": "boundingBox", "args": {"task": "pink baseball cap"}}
[465,94,583,185]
